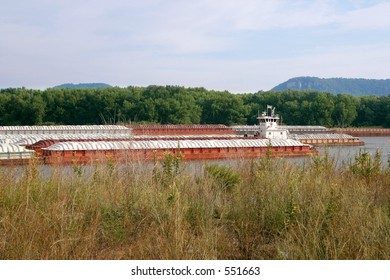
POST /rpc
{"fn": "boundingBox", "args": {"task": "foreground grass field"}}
[0,151,389,259]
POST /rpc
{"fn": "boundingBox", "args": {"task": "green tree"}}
[332,94,359,127]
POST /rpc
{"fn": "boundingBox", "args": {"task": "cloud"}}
[1,0,390,91]
[339,1,390,30]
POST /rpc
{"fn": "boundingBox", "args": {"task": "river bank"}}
[0,148,389,260]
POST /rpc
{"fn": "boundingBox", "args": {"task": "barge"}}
[0,143,35,165]
[25,135,245,157]
[128,124,234,135]
[331,128,390,137]
[290,133,364,146]
[0,125,131,136]
[41,139,315,165]
[1,108,333,165]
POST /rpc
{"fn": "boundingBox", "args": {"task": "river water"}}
[317,136,390,167]
[1,137,389,178]
[177,136,390,174]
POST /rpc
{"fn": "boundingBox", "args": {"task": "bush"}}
[205,164,241,191]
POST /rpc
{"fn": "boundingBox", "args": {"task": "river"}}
[317,136,390,167]
[1,137,389,178]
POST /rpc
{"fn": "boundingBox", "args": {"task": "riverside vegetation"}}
[1,86,390,127]
[0,151,389,260]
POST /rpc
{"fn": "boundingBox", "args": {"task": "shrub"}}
[205,164,241,191]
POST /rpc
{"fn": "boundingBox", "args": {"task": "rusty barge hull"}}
[331,128,390,137]
[128,124,234,135]
[290,133,364,146]
[0,158,34,166]
[42,146,316,165]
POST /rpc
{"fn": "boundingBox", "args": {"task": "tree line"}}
[0,86,389,127]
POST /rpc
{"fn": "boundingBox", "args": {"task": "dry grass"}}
[0,152,389,260]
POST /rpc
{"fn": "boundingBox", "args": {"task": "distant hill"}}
[271,77,390,96]
[53,83,112,89]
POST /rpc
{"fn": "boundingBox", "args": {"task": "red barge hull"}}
[42,143,316,165]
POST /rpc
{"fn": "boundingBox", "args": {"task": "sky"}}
[1,0,390,93]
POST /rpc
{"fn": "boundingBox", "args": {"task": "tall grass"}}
[0,152,389,259]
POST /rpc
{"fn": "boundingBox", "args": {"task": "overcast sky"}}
[1,0,390,92]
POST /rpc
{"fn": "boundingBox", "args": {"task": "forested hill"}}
[53,83,112,89]
[272,77,390,96]
[1,86,390,127]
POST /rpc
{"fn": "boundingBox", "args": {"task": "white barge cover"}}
[291,133,358,140]
[11,134,133,145]
[0,125,131,135]
[231,125,328,132]
[43,139,309,151]
[0,144,35,159]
